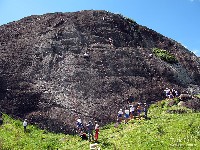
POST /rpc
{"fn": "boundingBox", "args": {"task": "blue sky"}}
[0,0,200,56]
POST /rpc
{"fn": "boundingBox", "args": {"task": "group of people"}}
[76,118,100,142]
[164,88,179,99]
[117,102,149,125]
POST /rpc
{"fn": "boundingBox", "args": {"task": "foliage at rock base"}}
[0,100,200,150]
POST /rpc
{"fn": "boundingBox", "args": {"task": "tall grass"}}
[0,114,89,150]
[0,99,199,150]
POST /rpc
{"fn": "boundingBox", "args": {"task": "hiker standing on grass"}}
[124,109,129,124]
[23,119,28,132]
[86,121,94,142]
[0,112,3,125]
[137,103,142,119]
[143,103,148,119]
[94,121,100,142]
[76,118,84,134]
[114,118,120,128]
[175,90,179,97]
[168,90,174,99]
[117,109,123,123]
[130,105,135,119]
[164,88,170,98]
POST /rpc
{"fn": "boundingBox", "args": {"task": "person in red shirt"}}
[94,121,100,142]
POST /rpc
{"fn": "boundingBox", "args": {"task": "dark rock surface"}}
[0,10,199,133]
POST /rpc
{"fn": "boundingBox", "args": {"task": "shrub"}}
[157,125,165,136]
[152,48,178,64]
[186,98,200,111]
[195,94,200,99]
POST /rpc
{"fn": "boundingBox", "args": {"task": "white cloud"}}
[183,45,188,49]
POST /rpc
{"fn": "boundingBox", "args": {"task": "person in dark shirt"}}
[143,103,148,119]
[0,112,3,125]
[127,95,134,105]
[86,121,94,141]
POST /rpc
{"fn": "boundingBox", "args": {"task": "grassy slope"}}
[0,99,200,150]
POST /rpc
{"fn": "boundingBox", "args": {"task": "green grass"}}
[0,99,200,150]
[0,115,89,150]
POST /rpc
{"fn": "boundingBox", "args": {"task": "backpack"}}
[77,122,83,128]
[87,123,94,130]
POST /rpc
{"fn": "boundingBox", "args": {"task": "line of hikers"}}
[117,102,149,125]
[76,118,100,142]
[75,101,149,141]
[164,88,179,99]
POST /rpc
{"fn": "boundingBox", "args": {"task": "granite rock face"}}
[0,10,199,133]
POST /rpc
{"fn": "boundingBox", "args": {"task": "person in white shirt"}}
[164,88,170,98]
[23,119,28,133]
[124,109,129,124]
[117,109,123,123]
[130,105,135,119]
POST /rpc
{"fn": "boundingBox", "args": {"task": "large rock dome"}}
[0,10,199,133]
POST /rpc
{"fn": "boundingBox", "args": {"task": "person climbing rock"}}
[108,37,113,45]
[127,95,134,105]
[83,52,89,58]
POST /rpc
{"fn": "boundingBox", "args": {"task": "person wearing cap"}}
[94,121,100,142]
[23,119,28,133]
[86,121,94,142]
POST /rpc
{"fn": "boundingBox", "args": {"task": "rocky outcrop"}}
[0,10,199,133]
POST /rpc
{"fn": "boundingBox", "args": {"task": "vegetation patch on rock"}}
[152,47,178,64]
